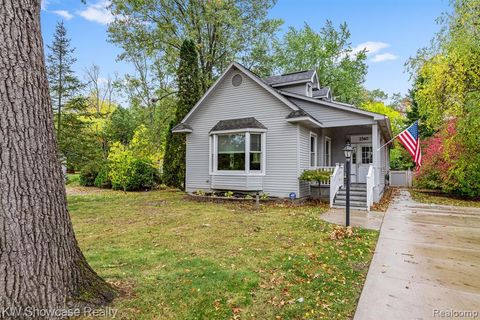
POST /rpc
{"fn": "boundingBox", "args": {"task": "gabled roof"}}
[173,61,392,140]
[179,62,299,124]
[210,117,267,132]
[262,70,317,87]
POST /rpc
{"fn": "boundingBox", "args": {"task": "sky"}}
[40,0,451,101]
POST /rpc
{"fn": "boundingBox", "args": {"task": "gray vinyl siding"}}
[185,67,300,198]
[288,97,374,127]
[277,84,307,96]
[210,175,263,191]
[298,125,312,197]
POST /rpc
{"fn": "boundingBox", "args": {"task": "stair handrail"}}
[366,165,375,211]
[329,164,344,207]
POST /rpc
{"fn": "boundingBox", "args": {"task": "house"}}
[172,62,392,210]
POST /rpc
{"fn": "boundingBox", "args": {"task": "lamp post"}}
[343,142,354,227]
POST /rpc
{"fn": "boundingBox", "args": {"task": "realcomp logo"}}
[433,309,479,318]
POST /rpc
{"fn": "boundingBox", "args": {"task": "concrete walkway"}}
[320,208,384,231]
[354,190,480,320]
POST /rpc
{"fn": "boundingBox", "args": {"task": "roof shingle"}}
[210,117,267,132]
[312,87,330,98]
[262,70,316,86]
[171,122,193,132]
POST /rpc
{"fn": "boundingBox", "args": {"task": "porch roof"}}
[279,91,393,141]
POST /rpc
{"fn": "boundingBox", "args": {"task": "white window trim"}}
[209,130,266,176]
[324,136,331,166]
[310,132,318,168]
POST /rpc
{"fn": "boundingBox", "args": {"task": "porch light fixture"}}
[343,142,353,227]
[343,142,354,159]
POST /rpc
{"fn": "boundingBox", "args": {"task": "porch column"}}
[372,123,379,188]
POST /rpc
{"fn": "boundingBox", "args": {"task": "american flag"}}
[398,121,422,167]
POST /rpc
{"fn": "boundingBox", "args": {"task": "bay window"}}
[211,131,265,174]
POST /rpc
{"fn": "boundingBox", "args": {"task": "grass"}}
[411,189,480,208]
[69,188,378,319]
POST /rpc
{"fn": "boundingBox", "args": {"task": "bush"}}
[415,119,480,198]
[299,169,331,184]
[66,173,80,186]
[122,159,160,191]
[108,142,160,191]
[79,162,99,186]
[94,164,111,189]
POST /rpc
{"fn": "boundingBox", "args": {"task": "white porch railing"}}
[313,166,336,185]
[329,164,344,207]
[366,165,375,211]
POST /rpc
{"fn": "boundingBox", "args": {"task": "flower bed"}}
[186,191,276,204]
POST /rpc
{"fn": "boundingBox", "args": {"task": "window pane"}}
[324,140,330,166]
[310,153,315,167]
[218,153,245,170]
[250,134,261,152]
[362,146,372,164]
[217,134,245,170]
[218,134,245,153]
[250,152,261,171]
[311,136,315,151]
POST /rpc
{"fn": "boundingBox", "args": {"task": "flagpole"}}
[376,132,401,151]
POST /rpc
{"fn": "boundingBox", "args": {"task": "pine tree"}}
[163,39,202,189]
[46,20,81,140]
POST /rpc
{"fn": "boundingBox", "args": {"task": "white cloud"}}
[371,53,399,63]
[352,41,390,56]
[41,0,49,10]
[52,10,74,20]
[78,0,114,25]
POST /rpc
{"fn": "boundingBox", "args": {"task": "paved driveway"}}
[355,190,480,320]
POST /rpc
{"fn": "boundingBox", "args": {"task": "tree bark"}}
[0,1,116,318]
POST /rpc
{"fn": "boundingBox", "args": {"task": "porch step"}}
[335,194,366,202]
[336,190,366,197]
[333,199,367,207]
[339,185,366,192]
[334,183,367,208]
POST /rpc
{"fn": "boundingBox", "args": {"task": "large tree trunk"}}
[0,0,115,317]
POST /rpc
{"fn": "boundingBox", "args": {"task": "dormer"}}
[312,86,332,101]
[263,70,319,97]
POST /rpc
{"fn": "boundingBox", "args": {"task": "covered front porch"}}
[304,123,390,210]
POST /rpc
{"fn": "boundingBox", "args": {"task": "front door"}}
[356,144,373,183]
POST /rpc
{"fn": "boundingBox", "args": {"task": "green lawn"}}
[69,188,378,319]
[411,190,480,208]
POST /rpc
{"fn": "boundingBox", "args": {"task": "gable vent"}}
[232,74,243,87]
